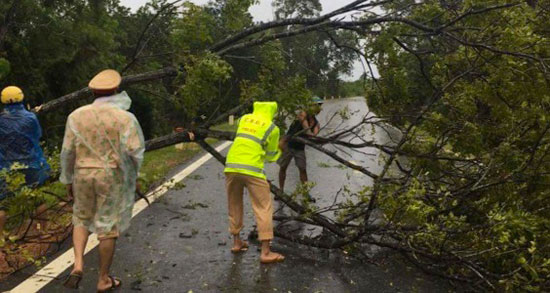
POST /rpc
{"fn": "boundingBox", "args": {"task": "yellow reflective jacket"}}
[224,102,281,179]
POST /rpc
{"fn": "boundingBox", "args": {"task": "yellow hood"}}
[252,101,278,120]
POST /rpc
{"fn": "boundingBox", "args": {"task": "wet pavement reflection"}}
[2,98,456,292]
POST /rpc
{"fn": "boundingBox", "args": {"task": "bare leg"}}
[97,238,120,291]
[298,168,315,202]
[72,226,89,274]
[232,234,248,251]
[260,240,285,263]
[278,166,288,192]
[0,210,6,236]
[33,203,50,237]
[298,168,308,184]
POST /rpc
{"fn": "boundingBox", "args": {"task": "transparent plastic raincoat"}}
[60,91,145,235]
[0,103,51,200]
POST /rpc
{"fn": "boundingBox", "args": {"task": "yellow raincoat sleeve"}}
[59,116,76,185]
[265,125,281,162]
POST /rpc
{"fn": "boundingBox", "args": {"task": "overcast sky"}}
[119,0,365,80]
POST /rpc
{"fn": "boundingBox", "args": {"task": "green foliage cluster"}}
[0,58,10,81]
[1,0,125,103]
[366,1,550,290]
[176,53,233,116]
[0,0,347,236]
[272,0,357,98]
[0,149,67,238]
[7,1,549,290]
[340,77,370,98]
[0,0,356,137]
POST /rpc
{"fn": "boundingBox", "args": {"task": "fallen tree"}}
[33,66,179,114]
[3,1,549,291]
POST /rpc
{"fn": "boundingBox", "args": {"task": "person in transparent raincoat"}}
[60,69,145,292]
[0,86,51,235]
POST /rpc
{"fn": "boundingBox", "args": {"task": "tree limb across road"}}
[33,66,179,114]
[33,0,535,118]
[17,1,549,290]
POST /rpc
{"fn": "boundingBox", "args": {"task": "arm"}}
[174,126,195,141]
[297,110,315,136]
[311,117,320,136]
[126,115,146,173]
[278,135,288,152]
[265,126,281,162]
[59,117,76,185]
[301,119,314,136]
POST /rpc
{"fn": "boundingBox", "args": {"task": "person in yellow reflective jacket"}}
[224,101,285,264]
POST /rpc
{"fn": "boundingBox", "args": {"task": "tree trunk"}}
[34,66,179,114]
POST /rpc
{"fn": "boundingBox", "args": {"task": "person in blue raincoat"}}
[0,86,51,234]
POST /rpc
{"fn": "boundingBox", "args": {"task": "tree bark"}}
[34,66,179,114]
[144,129,234,152]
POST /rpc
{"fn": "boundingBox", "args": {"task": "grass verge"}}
[1,125,236,281]
[141,142,205,190]
[141,123,235,189]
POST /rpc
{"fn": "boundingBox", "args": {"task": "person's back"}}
[65,95,138,170]
[225,102,281,178]
[223,101,285,264]
[0,86,51,238]
[60,70,145,291]
[0,87,50,186]
[0,105,42,167]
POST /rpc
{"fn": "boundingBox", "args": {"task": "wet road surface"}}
[2,98,456,292]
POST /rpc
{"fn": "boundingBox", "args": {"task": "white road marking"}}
[8,141,232,293]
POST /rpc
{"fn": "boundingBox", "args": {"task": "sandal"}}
[260,253,285,264]
[97,276,122,292]
[230,241,249,253]
[62,271,83,289]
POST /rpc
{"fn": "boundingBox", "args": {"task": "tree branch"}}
[34,66,179,114]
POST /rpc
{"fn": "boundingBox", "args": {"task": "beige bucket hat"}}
[88,69,122,92]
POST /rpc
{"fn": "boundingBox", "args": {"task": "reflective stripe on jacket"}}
[224,102,281,179]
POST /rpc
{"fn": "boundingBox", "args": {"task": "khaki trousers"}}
[225,172,274,241]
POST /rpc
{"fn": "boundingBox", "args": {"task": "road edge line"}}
[8,141,232,293]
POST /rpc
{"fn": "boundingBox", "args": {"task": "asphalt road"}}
[2,98,455,293]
